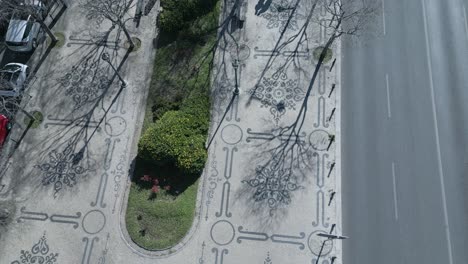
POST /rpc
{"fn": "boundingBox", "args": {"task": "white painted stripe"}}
[385,73,391,118]
[421,1,454,263]
[391,162,398,220]
[382,0,386,35]
[463,5,468,39]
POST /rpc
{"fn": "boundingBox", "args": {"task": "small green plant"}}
[23,111,43,128]
[47,32,65,48]
[126,37,142,51]
[159,0,218,34]
[313,46,333,63]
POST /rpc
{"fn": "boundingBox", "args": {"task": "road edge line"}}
[421,1,454,263]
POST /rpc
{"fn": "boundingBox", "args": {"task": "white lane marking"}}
[386,74,391,118]
[382,0,386,35]
[391,162,398,220]
[421,0,454,263]
[463,5,468,39]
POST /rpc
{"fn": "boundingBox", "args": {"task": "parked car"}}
[0,63,29,97]
[5,0,46,52]
[0,115,9,147]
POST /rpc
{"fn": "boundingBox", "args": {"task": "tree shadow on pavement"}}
[2,0,137,199]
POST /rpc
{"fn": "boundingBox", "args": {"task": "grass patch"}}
[23,110,43,128]
[47,32,65,48]
[126,158,198,250]
[313,46,333,63]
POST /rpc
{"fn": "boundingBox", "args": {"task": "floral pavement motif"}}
[249,71,304,124]
[260,0,306,32]
[57,57,111,109]
[242,164,301,213]
[11,233,58,264]
[35,143,89,198]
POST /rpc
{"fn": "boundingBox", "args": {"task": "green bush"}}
[138,94,210,175]
[180,92,210,130]
[159,0,218,33]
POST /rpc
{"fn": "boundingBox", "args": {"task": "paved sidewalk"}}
[0,0,342,263]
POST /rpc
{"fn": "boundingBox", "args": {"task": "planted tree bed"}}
[125,158,198,250]
[125,0,220,250]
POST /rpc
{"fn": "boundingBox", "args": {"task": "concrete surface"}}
[342,0,468,263]
[0,0,343,263]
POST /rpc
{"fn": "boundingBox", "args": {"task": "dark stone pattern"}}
[11,233,58,264]
[16,207,82,229]
[260,0,306,32]
[212,248,228,264]
[111,152,127,214]
[57,57,111,109]
[249,71,304,124]
[34,143,90,198]
[97,233,110,264]
[242,164,301,213]
[198,241,207,263]
[236,226,305,249]
[215,147,237,218]
[264,252,273,264]
[81,237,99,264]
[205,142,222,221]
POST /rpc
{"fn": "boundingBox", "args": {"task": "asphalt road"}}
[342,0,468,263]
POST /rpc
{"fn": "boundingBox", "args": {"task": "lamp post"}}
[101,52,126,88]
[205,59,240,149]
[232,59,239,96]
[316,233,348,240]
[314,233,348,264]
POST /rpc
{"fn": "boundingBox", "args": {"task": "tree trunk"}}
[119,21,134,49]
[36,16,57,43]
[5,102,35,121]
[58,0,68,8]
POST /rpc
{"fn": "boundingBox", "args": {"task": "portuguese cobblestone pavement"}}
[0,0,342,263]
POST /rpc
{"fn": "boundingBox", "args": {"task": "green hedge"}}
[159,0,218,33]
[138,94,210,175]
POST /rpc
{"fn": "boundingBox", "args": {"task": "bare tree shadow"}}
[1,0,138,199]
[228,0,377,229]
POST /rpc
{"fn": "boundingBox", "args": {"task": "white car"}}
[5,0,46,52]
[0,63,29,97]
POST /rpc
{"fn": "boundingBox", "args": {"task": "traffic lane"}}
[385,0,454,262]
[341,26,401,264]
[342,37,378,264]
[383,0,450,262]
[342,0,454,262]
[423,0,468,262]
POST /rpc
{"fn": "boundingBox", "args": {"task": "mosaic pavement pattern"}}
[0,0,342,263]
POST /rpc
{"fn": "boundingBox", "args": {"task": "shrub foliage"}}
[159,0,218,33]
[138,94,210,175]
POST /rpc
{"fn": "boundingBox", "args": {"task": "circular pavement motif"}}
[272,88,285,100]
[221,124,243,145]
[105,116,127,137]
[210,220,235,246]
[82,210,106,235]
[309,129,330,151]
[230,44,251,61]
[308,230,334,256]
